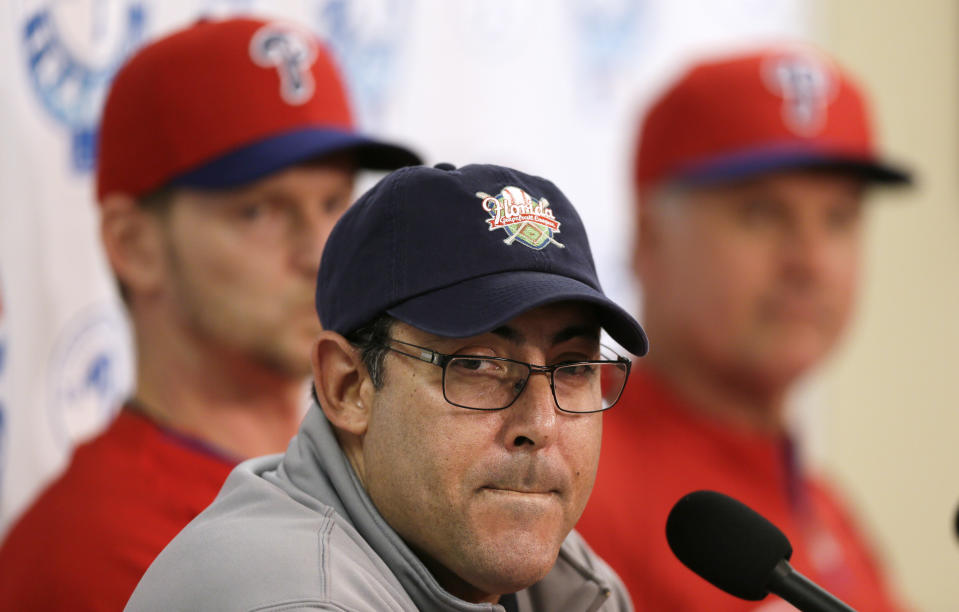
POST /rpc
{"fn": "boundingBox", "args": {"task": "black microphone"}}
[666,490,857,612]
[954,501,959,541]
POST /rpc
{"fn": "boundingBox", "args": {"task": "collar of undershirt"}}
[124,400,242,465]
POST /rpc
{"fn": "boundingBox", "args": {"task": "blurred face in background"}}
[636,169,866,392]
[157,157,355,378]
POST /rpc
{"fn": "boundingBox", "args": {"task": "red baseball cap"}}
[96,17,421,202]
[635,46,911,191]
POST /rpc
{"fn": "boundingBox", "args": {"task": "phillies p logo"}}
[250,23,317,105]
[763,51,837,137]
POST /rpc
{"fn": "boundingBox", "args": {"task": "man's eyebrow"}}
[490,324,600,346]
[551,325,601,346]
[491,326,525,344]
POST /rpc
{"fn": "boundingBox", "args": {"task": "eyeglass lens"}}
[443,357,628,412]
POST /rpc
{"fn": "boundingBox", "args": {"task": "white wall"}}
[813,1,959,609]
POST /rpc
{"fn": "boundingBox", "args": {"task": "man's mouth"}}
[481,486,559,496]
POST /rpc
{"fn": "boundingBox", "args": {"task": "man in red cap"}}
[0,17,419,610]
[577,46,911,610]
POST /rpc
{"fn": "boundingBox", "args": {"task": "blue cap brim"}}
[170,127,422,190]
[673,146,912,187]
[386,270,649,357]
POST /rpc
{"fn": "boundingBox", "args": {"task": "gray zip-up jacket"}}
[126,405,633,612]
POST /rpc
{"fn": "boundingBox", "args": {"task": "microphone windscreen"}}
[666,490,793,601]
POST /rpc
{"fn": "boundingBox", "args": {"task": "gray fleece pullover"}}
[126,404,633,612]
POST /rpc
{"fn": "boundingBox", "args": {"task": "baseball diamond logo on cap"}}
[249,22,318,105]
[477,186,564,250]
[762,52,838,137]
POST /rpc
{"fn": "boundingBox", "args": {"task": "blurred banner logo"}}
[46,305,132,451]
[569,0,646,102]
[315,0,409,129]
[21,1,146,172]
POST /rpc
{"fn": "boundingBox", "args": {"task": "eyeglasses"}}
[380,338,631,414]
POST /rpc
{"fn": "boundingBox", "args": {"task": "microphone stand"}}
[766,559,857,612]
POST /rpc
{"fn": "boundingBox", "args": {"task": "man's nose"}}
[782,220,832,284]
[503,372,559,450]
[291,212,333,276]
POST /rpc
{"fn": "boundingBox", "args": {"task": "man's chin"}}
[744,330,836,383]
[411,534,558,604]
[467,525,565,587]
[746,351,825,391]
[252,341,315,379]
[458,551,557,601]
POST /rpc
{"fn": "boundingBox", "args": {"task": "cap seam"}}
[385,268,602,313]
[388,169,408,305]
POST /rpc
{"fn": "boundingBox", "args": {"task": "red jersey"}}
[578,367,906,611]
[0,408,236,611]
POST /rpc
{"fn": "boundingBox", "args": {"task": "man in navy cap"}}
[127,163,647,611]
[0,17,419,611]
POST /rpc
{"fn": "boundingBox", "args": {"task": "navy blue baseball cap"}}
[317,163,649,356]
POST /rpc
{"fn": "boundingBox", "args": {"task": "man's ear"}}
[100,193,168,297]
[633,191,656,279]
[311,331,373,436]
[632,188,663,280]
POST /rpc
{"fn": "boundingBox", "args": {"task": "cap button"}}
[433,162,456,171]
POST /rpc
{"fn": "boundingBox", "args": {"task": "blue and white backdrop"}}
[0,0,809,535]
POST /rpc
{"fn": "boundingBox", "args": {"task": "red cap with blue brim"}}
[635,46,911,191]
[96,17,421,202]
